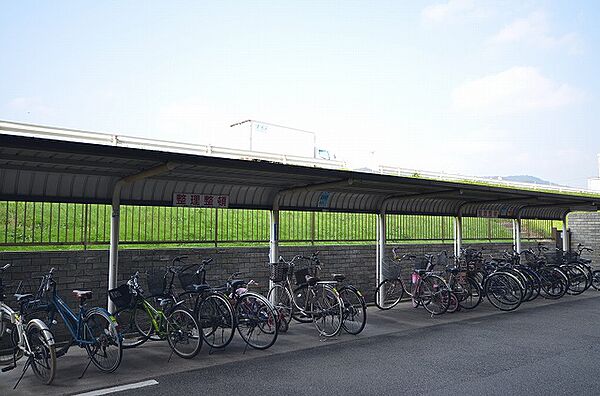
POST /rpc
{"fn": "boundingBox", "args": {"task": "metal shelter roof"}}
[1,121,598,220]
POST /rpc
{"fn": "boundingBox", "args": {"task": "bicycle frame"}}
[47,294,95,347]
[139,298,169,337]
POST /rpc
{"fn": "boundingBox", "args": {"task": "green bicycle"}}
[110,271,202,359]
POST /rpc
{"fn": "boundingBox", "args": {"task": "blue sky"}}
[1,1,599,186]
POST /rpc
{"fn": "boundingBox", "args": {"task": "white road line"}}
[74,379,159,396]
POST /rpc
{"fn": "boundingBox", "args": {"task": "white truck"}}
[229,120,335,161]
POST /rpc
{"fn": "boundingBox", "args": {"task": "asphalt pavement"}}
[124,295,600,396]
[3,293,599,396]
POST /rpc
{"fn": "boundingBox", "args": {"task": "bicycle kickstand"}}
[79,349,96,379]
[242,328,254,355]
[13,355,33,390]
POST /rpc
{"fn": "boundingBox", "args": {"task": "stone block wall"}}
[0,241,543,311]
[568,212,600,266]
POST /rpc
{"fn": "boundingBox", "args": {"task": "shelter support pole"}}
[513,218,522,254]
[107,162,176,312]
[562,216,570,252]
[269,202,280,293]
[453,216,463,258]
[376,211,386,307]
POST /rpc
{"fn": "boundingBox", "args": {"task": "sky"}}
[1,1,599,187]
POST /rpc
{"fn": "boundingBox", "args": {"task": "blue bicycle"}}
[27,268,122,374]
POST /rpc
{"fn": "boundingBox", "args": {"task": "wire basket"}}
[146,270,167,296]
[381,259,401,280]
[520,250,538,266]
[543,251,563,265]
[108,284,133,309]
[178,270,205,292]
[269,262,289,282]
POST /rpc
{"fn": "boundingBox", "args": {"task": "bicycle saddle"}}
[305,275,319,286]
[332,273,345,282]
[14,293,33,302]
[229,279,245,290]
[446,267,459,274]
[72,290,93,300]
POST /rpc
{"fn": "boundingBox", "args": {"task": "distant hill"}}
[484,175,560,186]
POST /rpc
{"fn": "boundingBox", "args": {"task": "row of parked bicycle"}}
[0,243,596,388]
[0,252,367,388]
[374,243,598,315]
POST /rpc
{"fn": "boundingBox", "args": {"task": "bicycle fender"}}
[26,318,56,346]
[85,307,120,329]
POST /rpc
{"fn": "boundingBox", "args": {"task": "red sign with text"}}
[172,193,229,208]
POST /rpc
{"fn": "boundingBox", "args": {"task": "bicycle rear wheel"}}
[310,285,343,337]
[235,293,278,350]
[27,320,56,385]
[338,286,367,335]
[167,308,202,359]
[374,279,404,310]
[196,293,235,349]
[83,309,123,373]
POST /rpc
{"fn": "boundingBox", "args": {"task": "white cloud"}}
[490,11,582,54]
[7,97,55,117]
[452,67,583,115]
[421,0,488,24]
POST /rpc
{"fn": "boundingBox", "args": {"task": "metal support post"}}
[376,211,386,307]
[562,216,569,252]
[513,218,522,254]
[269,203,280,292]
[454,216,463,258]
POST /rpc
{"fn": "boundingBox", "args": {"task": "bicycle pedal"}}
[1,364,16,372]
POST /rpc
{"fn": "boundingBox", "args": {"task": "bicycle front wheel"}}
[167,308,202,359]
[419,275,450,315]
[338,286,367,335]
[291,284,313,323]
[592,270,600,291]
[0,310,21,365]
[235,293,278,350]
[310,285,343,337]
[83,309,123,373]
[374,279,404,310]
[26,320,56,385]
[196,293,235,349]
[113,304,153,349]
[457,276,482,310]
[267,284,293,325]
[485,272,523,311]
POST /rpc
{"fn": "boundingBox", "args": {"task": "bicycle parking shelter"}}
[1,120,599,310]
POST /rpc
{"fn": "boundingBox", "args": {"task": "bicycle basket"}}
[269,262,289,282]
[294,268,312,285]
[146,270,167,296]
[543,251,563,265]
[381,259,401,280]
[108,284,133,309]
[178,270,205,292]
[521,251,538,266]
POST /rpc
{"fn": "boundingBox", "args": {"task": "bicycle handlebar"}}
[0,263,10,272]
